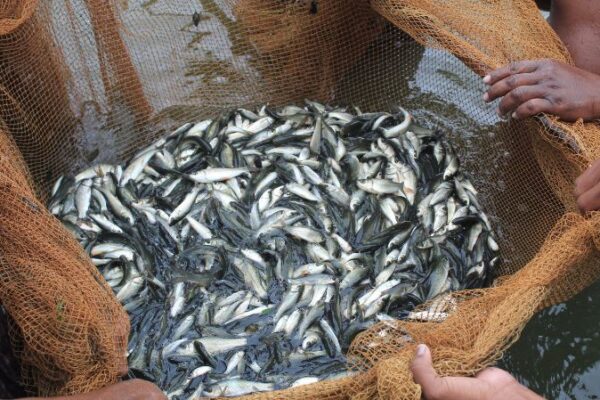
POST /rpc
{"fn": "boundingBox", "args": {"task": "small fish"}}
[170,282,185,318]
[225,305,272,324]
[292,377,320,389]
[116,276,144,302]
[121,149,157,185]
[319,319,342,355]
[468,223,484,252]
[284,309,303,336]
[186,216,213,240]
[90,214,123,234]
[169,186,201,224]
[273,315,289,332]
[357,179,403,195]
[178,337,250,357]
[284,226,324,243]
[224,351,245,374]
[406,311,449,322]
[187,168,248,183]
[247,117,274,134]
[292,263,325,278]
[310,116,322,154]
[381,108,411,138]
[75,180,92,219]
[172,314,195,340]
[203,379,274,397]
[340,268,367,289]
[275,285,301,321]
[430,181,453,205]
[101,189,134,224]
[286,183,320,202]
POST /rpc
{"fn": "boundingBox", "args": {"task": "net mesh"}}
[0,0,599,397]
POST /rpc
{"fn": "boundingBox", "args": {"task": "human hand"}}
[483,59,600,121]
[411,344,543,400]
[84,380,166,400]
[21,379,167,400]
[575,159,600,213]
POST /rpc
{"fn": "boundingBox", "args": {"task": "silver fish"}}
[121,149,157,185]
[188,168,248,183]
[75,180,92,219]
[169,186,201,224]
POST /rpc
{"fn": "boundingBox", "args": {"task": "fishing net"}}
[0,0,599,398]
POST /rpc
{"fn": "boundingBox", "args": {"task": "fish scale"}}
[49,101,499,397]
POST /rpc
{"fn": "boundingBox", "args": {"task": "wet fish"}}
[187,168,248,184]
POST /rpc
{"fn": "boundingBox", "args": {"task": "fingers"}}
[483,60,552,118]
[497,86,548,116]
[512,98,553,119]
[485,72,540,103]
[577,177,600,212]
[74,379,167,400]
[484,61,539,86]
[411,344,440,390]
[575,160,600,197]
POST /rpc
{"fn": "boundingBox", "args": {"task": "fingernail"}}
[482,93,489,102]
[416,344,427,356]
[511,112,517,119]
[483,75,491,84]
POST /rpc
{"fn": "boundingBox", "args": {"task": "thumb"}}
[411,344,440,389]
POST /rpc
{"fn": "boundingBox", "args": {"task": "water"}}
[499,280,600,400]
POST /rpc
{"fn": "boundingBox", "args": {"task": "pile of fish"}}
[49,101,499,398]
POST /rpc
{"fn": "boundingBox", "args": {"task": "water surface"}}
[500,280,600,400]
